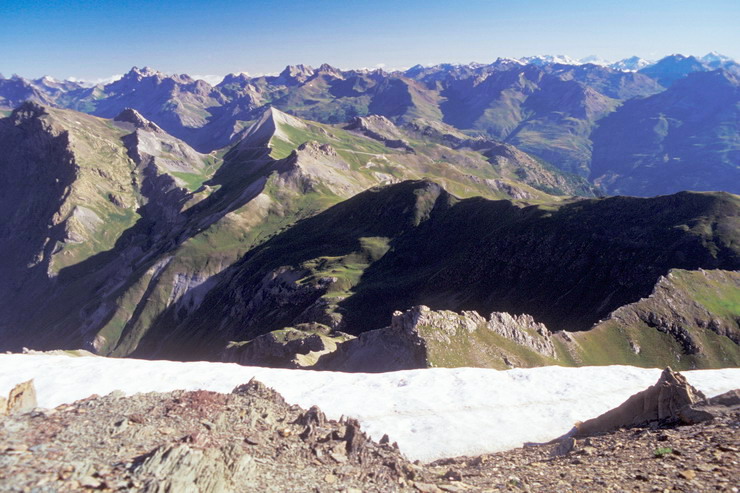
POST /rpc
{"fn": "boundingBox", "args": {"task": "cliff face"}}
[0,103,78,296]
[0,104,238,352]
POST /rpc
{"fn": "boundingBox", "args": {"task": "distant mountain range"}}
[1,53,738,196]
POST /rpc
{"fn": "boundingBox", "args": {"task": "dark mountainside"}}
[1,53,738,196]
[638,54,718,87]
[139,180,740,363]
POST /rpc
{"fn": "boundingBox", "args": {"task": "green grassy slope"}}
[566,269,740,369]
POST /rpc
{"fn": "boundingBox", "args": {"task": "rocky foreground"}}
[0,370,737,492]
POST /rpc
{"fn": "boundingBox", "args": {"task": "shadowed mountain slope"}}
[141,180,739,361]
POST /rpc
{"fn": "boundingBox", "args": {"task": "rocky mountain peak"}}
[315,63,343,78]
[219,72,251,86]
[234,106,307,150]
[127,66,162,79]
[490,57,525,69]
[278,64,315,84]
[35,76,57,86]
[113,108,162,132]
[640,54,705,74]
[404,64,426,77]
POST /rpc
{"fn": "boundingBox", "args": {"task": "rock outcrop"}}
[346,115,415,152]
[316,305,558,371]
[222,325,353,369]
[315,308,430,372]
[572,368,706,437]
[134,442,255,493]
[487,312,556,358]
[114,108,163,133]
[0,379,37,416]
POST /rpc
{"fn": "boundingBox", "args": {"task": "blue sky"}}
[2,0,738,80]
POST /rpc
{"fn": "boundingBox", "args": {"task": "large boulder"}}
[573,368,705,437]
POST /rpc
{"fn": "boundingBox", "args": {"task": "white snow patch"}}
[0,354,737,462]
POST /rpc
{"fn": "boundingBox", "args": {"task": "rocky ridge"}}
[563,269,740,368]
[224,267,740,372]
[225,305,560,372]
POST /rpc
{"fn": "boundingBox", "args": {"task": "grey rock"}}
[134,443,255,493]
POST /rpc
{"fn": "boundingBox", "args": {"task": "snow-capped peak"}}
[490,57,525,68]
[702,51,731,63]
[518,55,582,66]
[609,56,653,71]
[701,52,735,69]
[126,66,163,79]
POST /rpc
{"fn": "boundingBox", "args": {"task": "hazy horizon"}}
[2,0,739,81]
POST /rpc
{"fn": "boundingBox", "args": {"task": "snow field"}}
[0,354,737,462]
